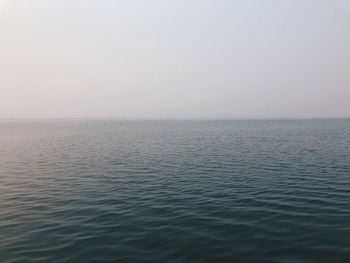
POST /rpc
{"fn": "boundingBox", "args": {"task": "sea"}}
[0,119,349,263]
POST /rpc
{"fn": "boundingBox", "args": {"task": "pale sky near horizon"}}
[1,0,350,119]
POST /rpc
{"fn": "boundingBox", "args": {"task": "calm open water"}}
[0,120,350,263]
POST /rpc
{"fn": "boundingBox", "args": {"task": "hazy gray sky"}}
[1,0,349,119]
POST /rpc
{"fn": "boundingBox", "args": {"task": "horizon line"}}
[0,117,349,121]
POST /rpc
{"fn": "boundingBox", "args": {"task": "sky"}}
[1,0,350,119]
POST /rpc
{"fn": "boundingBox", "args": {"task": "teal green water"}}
[0,120,350,262]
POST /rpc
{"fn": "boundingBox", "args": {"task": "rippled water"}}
[1,120,350,262]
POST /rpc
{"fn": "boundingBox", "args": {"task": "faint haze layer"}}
[0,0,350,119]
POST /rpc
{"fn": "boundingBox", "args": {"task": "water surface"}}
[1,120,350,262]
